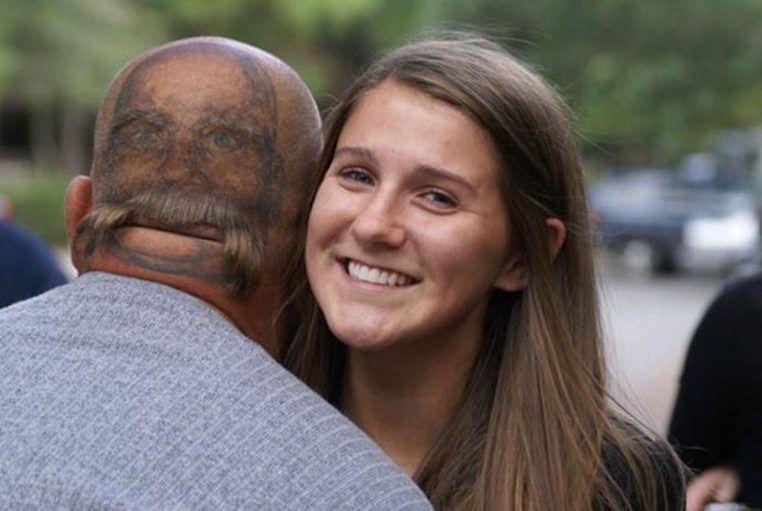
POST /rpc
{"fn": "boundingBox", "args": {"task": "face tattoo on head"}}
[78,43,283,297]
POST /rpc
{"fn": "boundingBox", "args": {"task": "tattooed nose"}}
[159,146,207,187]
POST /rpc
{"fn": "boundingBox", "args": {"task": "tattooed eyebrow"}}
[110,108,169,134]
[196,114,271,141]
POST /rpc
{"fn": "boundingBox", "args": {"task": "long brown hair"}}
[283,35,682,510]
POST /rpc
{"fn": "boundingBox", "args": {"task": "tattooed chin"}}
[76,189,264,297]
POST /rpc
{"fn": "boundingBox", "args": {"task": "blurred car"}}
[589,169,759,274]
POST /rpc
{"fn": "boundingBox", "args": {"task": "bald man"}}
[0,38,430,510]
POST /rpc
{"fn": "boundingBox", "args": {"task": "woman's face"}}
[305,80,523,353]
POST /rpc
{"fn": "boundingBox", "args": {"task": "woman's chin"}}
[332,325,402,353]
[339,336,396,352]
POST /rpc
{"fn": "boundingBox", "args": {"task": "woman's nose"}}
[350,192,406,248]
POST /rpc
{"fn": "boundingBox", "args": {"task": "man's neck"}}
[80,226,282,356]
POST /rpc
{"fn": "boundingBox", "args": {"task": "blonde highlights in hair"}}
[284,35,683,510]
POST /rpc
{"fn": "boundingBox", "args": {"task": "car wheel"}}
[621,239,677,275]
[621,239,659,274]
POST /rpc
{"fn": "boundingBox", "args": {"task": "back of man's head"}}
[68,37,319,295]
[64,37,320,349]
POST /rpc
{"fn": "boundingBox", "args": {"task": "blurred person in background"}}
[284,35,684,510]
[0,36,430,510]
[669,272,762,511]
[0,194,68,308]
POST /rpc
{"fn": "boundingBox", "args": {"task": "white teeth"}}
[347,260,412,287]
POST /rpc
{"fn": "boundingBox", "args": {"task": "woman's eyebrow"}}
[413,165,476,195]
[333,146,377,165]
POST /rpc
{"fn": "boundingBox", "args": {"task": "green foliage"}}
[0,173,70,247]
[0,0,761,168]
[135,0,428,106]
[0,9,17,97]
[436,0,762,164]
[1,0,167,109]
[275,0,380,36]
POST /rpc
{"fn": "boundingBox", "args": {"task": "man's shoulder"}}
[0,273,431,510]
[0,272,216,340]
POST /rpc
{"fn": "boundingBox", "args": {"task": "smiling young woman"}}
[305,80,526,357]
[284,35,684,510]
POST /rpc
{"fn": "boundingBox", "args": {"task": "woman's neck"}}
[340,335,480,477]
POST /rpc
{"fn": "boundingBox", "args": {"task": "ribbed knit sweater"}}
[0,272,431,510]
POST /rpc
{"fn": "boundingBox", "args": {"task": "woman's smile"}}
[343,258,417,287]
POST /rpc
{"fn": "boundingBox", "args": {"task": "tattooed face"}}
[102,47,280,235]
[80,45,285,296]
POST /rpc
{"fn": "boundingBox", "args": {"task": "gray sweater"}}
[0,272,431,510]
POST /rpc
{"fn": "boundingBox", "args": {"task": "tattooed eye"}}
[212,131,233,148]
[135,130,156,144]
[197,124,243,152]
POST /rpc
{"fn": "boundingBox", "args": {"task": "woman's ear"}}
[494,218,567,292]
[64,176,93,272]
[494,254,527,292]
[546,218,566,260]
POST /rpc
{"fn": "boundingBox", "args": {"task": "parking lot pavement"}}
[598,255,727,433]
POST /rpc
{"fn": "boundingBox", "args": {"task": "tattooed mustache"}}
[75,188,264,297]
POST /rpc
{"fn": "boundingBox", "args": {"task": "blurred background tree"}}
[442,0,762,163]
[1,0,166,173]
[2,0,762,244]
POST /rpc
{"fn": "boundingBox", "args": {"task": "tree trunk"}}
[29,104,59,171]
[60,102,86,175]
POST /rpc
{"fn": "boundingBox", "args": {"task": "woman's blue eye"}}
[340,168,373,185]
[422,190,457,208]
[213,131,232,147]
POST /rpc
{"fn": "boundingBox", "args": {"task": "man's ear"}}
[494,218,567,292]
[64,176,93,272]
